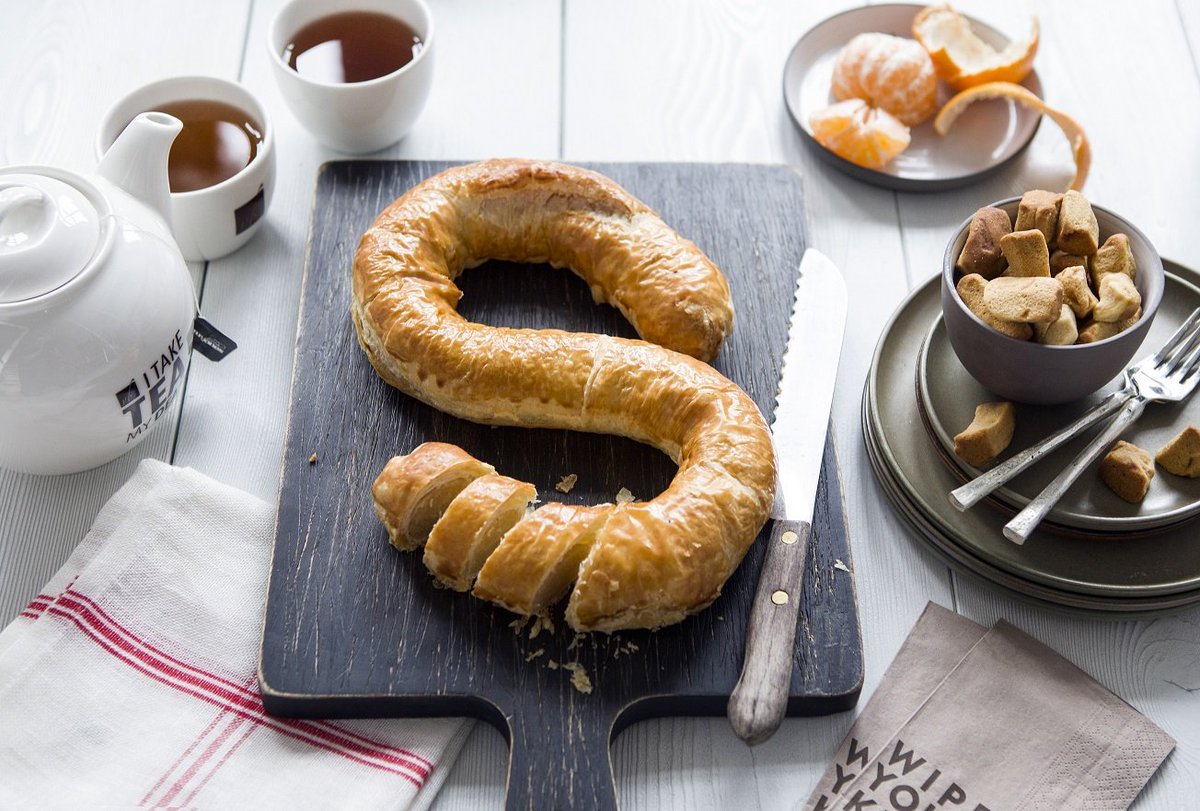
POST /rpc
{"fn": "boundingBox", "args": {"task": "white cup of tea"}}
[96,76,275,262]
[267,0,434,153]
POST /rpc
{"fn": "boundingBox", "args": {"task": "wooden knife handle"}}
[727,517,811,746]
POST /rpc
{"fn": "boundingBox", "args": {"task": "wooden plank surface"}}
[2,0,1198,807]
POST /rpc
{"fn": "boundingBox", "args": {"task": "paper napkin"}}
[805,603,1174,811]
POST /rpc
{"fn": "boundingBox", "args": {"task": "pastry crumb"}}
[833,559,851,573]
[567,633,584,652]
[555,473,578,493]
[547,660,559,670]
[528,614,555,640]
[615,487,635,503]
[563,661,593,694]
[308,453,318,465]
[524,648,545,662]
[613,640,639,659]
[509,616,530,633]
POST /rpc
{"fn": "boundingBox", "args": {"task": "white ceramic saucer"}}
[783,3,1043,191]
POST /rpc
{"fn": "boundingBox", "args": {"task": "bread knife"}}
[727,247,847,745]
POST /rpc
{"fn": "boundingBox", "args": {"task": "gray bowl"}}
[941,197,1164,405]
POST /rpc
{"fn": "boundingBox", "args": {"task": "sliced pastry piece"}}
[372,442,495,551]
[423,474,538,591]
[473,502,613,617]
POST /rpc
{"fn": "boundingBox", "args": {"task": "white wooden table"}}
[3,1,1198,807]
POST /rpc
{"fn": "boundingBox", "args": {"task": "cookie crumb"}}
[308,453,318,465]
[555,473,578,493]
[524,648,545,662]
[615,487,635,503]
[547,660,559,670]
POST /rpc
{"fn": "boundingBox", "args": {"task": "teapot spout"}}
[97,112,182,228]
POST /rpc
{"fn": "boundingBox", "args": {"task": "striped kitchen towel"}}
[0,459,471,808]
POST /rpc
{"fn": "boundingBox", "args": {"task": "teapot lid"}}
[0,172,103,304]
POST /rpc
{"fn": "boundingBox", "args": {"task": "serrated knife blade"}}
[728,247,847,746]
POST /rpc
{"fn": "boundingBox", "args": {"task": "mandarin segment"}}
[809,99,911,170]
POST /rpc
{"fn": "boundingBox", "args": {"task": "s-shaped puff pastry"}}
[354,159,776,632]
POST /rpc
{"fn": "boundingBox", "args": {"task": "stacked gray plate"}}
[863,259,1200,617]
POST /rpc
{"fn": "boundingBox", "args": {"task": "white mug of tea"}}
[268,0,434,153]
[96,76,275,262]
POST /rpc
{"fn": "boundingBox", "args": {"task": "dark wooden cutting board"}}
[260,160,862,809]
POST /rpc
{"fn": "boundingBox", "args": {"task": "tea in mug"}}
[143,100,264,193]
[283,11,424,84]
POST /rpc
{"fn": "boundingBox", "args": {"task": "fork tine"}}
[1177,339,1200,385]
[1164,322,1200,375]
[1153,307,1200,367]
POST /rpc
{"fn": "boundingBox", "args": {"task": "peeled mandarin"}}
[831,32,939,126]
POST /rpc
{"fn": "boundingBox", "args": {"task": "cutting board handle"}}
[504,703,617,810]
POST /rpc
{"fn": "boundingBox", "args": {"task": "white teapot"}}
[0,113,198,474]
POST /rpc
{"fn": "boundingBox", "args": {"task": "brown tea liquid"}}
[143,100,263,193]
[283,11,424,84]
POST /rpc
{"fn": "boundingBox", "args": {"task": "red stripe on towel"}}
[46,602,428,788]
[65,588,434,769]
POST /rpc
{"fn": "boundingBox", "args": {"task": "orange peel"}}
[809,99,911,170]
[934,82,1091,191]
[913,5,1038,91]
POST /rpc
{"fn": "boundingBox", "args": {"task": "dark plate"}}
[862,401,1200,617]
[863,261,1200,601]
[916,273,1200,535]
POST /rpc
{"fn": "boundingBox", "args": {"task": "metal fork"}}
[948,307,1200,543]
